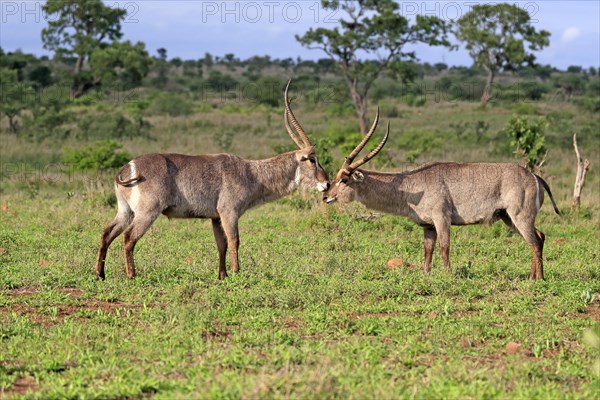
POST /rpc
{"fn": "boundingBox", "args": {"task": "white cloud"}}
[561,27,581,43]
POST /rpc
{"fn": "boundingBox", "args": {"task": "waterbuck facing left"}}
[322,110,560,280]
[96,81,330,280]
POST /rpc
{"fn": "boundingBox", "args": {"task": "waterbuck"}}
[95,81,330,280]
[322,110,560,280]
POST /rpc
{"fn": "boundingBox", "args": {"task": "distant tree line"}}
[1,0,599,140]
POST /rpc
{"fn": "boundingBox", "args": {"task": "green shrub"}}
[379,101,401,118]
[504,115,547,171]
[205,70,239,91]
[327,100,355,117]
[23,106,72,141]
[397,129,441,163]
[576,97,600,113]
[519,81,550,100]
[414,97,426,107]
[370,79,409,101]
[77,110,150,140]
[62,140,132,171]
[212,131,234,152]
[512,102,540,115]
[222,104,243,113]
[22,91,73,141]
[450,120,489,144]
[196,102,213,112]
[251,76,281,107]
[337,132,365,158]
[149,92,194,116]
[473,120,490,142]
[314,137,335,173]
[585,77,600,96]
[124,99,150,116]
[436,75,485,101]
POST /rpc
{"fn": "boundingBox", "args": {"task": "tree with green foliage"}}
[555,73,586,101]
[0,49,44,133]
[296,0,452,134]
[0,68,31,133]
[456,3,550,104]
[42,0,149,97]
[505,115,547,171]
[152,48,169,88]
[89,40,149,89]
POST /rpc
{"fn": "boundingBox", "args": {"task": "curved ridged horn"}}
[284,79,312,148]
[342,107,380,171]
[284,108,303,148]
[347,121,390,172]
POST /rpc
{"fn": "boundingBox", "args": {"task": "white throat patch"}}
[288,166,301,191]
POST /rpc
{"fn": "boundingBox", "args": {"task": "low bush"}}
[511,102,541,115]
[21,92,73,141]
[576,97,600,113]
[149,92,194,116]
[436,75,485,102]
[397,129,442,163]
[62,140,131,171]
[327,100,355,117]
[77,110,151,140]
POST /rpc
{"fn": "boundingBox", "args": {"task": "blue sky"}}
[1,1,599,69]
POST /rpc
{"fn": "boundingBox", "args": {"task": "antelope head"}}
[322,108,389,204]
[284,80,330,192]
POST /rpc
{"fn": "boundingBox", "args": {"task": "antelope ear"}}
[351,171,364,182]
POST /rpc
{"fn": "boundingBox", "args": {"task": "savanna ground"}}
[1,96,599,398]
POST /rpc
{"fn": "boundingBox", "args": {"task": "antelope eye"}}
[309,158,316,164]
[341,178,348,184]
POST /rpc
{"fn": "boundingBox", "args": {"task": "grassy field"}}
[1,98,599,398]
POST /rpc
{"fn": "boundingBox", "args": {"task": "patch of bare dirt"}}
[1,292,164,326]
[459,336,485,349]
[462,354,504,366]
[280,316,305,330]
[58,288,84,298]
[581,301,600,322]
[8,287,39,296]
[201,330,233,340]
[2,375,38,396]
[349,311,403,320]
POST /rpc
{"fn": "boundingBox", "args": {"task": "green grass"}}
[0,192,598,398]
[1,99,599,398]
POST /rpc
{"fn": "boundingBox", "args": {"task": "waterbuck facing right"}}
[322,110,560,280]
[96,81,330,280]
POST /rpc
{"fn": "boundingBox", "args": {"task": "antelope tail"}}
[115,161,142,186]
[535,174,561,216]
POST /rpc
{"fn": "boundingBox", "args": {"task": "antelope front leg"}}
[423,226,437,273]
[211,218,229,280]
[533,229,546,280]
[219,213,241,274]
